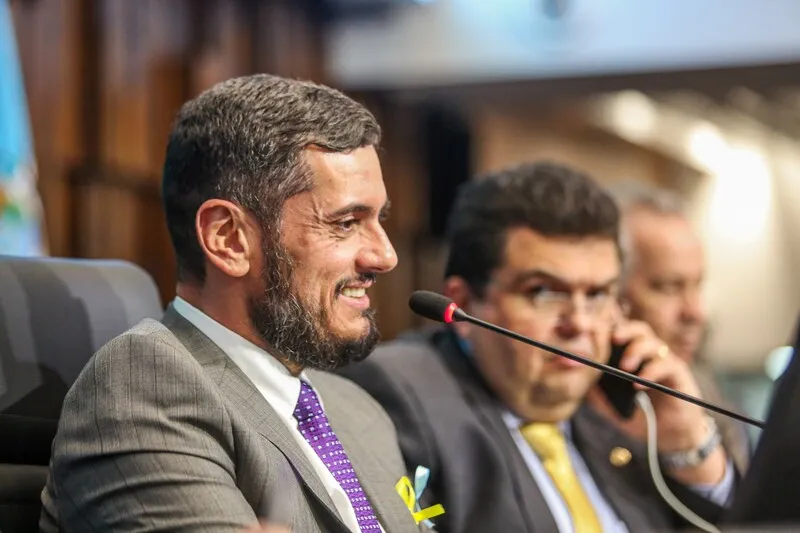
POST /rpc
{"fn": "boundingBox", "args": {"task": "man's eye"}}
[336,219,359,232]
[525,286,547,298]
[526,286,560,300]
[587,288,611,299]
[651,281,681,295]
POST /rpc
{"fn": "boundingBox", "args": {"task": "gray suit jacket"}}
[339,327,730,533]
[40,307,424,533]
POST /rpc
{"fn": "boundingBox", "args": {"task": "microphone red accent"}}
[444,302,458,324]
[408,290,467,323]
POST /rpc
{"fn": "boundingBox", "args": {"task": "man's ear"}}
[443,276,474,337]
[196,199,255,279]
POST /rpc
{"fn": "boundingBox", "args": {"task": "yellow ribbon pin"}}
[395,475,445,525]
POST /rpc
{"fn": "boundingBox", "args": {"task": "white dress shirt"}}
[173,297,383,533]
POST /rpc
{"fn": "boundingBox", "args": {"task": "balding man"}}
[586,181,751,473]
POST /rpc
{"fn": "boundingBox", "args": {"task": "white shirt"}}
[173,297,383,533]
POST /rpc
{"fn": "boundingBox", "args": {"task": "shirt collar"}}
[172,296,311,421]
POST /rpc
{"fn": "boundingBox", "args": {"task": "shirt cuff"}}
[687,458,735,506]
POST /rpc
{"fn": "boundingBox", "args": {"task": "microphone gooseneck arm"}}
[408,290,765,429]
[459,312,765,429]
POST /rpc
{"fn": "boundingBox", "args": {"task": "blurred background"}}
[5,0,800,439]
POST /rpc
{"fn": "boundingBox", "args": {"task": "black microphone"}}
[409,290,765,429]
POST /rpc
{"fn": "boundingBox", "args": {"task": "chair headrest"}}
[0,256,164,418]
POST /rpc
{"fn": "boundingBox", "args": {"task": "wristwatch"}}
[659,416,721,470]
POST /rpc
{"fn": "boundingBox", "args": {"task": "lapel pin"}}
[609,446,632,467]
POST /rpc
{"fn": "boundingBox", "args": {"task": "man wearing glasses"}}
[340,162,734,533]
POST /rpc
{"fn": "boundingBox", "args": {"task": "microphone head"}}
[408,291,462,323]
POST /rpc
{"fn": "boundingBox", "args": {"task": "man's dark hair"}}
[444,161,621,297]
[162,74,381,283]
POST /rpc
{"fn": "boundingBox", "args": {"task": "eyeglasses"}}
[521,287,618,320]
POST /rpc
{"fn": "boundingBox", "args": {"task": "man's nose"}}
[357,226,398,274]
[557,295,595,335]
[681,291,706,324]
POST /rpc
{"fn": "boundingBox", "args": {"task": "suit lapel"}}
[312,372,419,533]
[434,329,560,533]
[161,307,349,532]
[572,406,667,531]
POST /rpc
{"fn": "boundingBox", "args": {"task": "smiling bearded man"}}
[40,74,428,533]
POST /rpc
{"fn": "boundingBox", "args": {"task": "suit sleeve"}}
[49,333,258,532]
[663,469,737,526]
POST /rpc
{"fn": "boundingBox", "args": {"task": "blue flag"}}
[0,0,46,256]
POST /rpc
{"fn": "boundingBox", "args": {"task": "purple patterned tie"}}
[294,380,381,531]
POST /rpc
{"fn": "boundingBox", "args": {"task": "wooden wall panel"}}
[11,0,328,306]
[253,1,325,81]
[354,95,430,338]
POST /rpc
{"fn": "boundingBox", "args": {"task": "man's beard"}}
[247,242,380,371]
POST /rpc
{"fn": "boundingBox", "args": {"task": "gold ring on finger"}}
[657,344,670,360]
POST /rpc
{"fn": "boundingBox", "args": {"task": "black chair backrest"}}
[0,256,163,532]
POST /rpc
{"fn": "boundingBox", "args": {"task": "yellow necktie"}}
[521,423,602,533]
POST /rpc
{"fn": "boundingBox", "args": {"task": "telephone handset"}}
[596,341,647,419]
